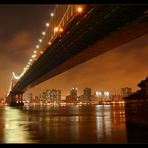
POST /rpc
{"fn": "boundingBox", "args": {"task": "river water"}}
[0,103,148,144]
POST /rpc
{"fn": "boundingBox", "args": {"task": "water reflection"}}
[95,104,126,143]
[3,106,34,143]
[0,104,147,143]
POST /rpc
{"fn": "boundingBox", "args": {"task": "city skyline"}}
[0,5,148,98]
[26,86,130,98]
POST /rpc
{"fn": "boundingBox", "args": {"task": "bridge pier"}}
[9,92,17,107]
[9,91,24,107]
[19,92,24,106]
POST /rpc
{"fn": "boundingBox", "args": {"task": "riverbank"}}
[125,99,148,128]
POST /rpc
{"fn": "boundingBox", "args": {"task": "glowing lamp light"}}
[36,45,39,48]
[48,41,51,45]
[42,32,45,35]
[46,23,49,27]
[34,50,37,53]
[51,13,54,17]
[96,91,99,96]
[60,28,63,32]
[99,92,102,96]
[54,27,59,32]
[32,54,36,58]
[30,59,32,62]
[77,7,83,13]
[106,92,109,96]
[40,51,43,54]
[39,39,42,42]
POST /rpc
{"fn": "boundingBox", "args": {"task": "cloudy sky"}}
[0,5,54,98]
[0,5,148,99]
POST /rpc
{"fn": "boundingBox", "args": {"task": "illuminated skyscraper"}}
[45,89,61,102]
[70,87,78,98]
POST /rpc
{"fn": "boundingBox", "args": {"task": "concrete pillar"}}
[20,92,23,103]
[10,92,17,106]
[20,92,24,106]
[11,93,15,103]
[18,93,21,103]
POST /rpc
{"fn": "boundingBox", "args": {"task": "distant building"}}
[34,96,40,103]
[66,95,72,102]
[121,87,132,98]
[70,87,78,98]
[65,87,78,102]
[42,91,46,99]
[95,91,110,102]
[110,93,122,101]
[49,89,61,102]
[40,89,61,102]
[27,92,33,102]
[83,88,91,100]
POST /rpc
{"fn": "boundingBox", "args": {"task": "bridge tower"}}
[6,72,24,107]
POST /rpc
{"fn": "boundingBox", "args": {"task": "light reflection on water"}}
[3,106,35,143]
[0,104,146,143]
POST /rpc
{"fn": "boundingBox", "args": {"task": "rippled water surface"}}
[0,104,147,143]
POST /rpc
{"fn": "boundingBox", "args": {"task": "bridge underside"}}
[11,5,148,93]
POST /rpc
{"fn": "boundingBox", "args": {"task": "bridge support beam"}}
[9,91,24,107]
[17,93,21,106]
[19,92,24,106]
[9,92,17,107]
